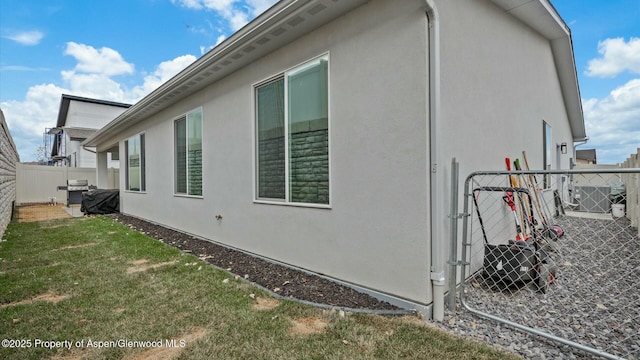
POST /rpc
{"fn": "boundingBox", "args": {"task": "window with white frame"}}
[255,55,329,205]
[125,133,145,192]
[175,108,203,196]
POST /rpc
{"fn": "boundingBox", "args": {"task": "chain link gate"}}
[453,168,639,359]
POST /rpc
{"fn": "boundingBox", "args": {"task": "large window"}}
[255,55,329,205]
[175,108,203,196]
[125,133,145,192]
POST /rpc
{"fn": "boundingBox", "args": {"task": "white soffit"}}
[491,0,568,39]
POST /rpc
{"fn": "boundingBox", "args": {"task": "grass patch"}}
[0,216,519,359]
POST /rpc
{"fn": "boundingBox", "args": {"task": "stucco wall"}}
[117,0,432,305]
[65,138,97,168]
[433,0,579,281]
[98,0,579,306]
[0,110,19,238]
[436,0,575,177]
[65,101,127,129]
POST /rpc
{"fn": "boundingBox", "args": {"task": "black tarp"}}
[81,189,120,214]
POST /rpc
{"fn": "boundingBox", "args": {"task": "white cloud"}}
[0,65,49,72]
[61,71,128,102]
[246,0,276,17]
[228,10,249,31]
[2,0,279,162]
[172,0,277,32]
[64,42,135,76]
[171,0,205,9]
[3,30,44,46]
[1,44,196,162]
[586,37,640,78]
[215,35,227,46]
[582,78,640,163]
[129,55,197,101]
[1,83,68,161]
[2,84,65,136]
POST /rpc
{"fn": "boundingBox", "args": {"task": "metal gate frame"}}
[452,167,640,360]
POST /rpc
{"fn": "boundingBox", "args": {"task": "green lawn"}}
[0,215,519,359]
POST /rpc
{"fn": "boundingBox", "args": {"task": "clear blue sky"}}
[1,0,639,164]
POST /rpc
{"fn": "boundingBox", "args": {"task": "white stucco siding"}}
[65,101,128,129]
[118,0,432,304]
[64,138,96,168]
[434,0,576,280]
[435,0,574,178]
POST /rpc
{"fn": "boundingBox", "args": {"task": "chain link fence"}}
[458,169,639,359]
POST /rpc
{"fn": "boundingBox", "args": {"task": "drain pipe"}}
[424,0,445,321]
[572,136,589,165]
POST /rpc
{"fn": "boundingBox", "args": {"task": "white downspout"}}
[424,0,445,321]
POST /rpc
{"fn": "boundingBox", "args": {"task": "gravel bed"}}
[434,216,640,360]
[106,213,400,311]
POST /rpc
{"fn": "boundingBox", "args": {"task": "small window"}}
[175,108,203,196]
[255,55,329,205]
[125,133,145,192]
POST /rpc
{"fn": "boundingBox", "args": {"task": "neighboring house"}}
[48,94,130,167]
[576,149,597,164]
[85,0,586,318]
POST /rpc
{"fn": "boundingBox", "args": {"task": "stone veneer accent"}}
[258,118,328,204]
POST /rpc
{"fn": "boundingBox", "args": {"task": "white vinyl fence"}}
[16,164,119,205]
[574,150,640,237]
[621,148,640,235]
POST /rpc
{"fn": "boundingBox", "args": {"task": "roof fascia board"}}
[551,37,586,140]
[61,94,132,108]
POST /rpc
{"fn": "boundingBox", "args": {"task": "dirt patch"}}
[0,291,70,308]
[53,243,98,251]
[15,205,71,222]
[124,327,207,360]
[126,260,178,274]
[289,317,329,336]
[399,315,428,328]
[252,297,280,311]
[50,348,91,360]
[113,308,126,315]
